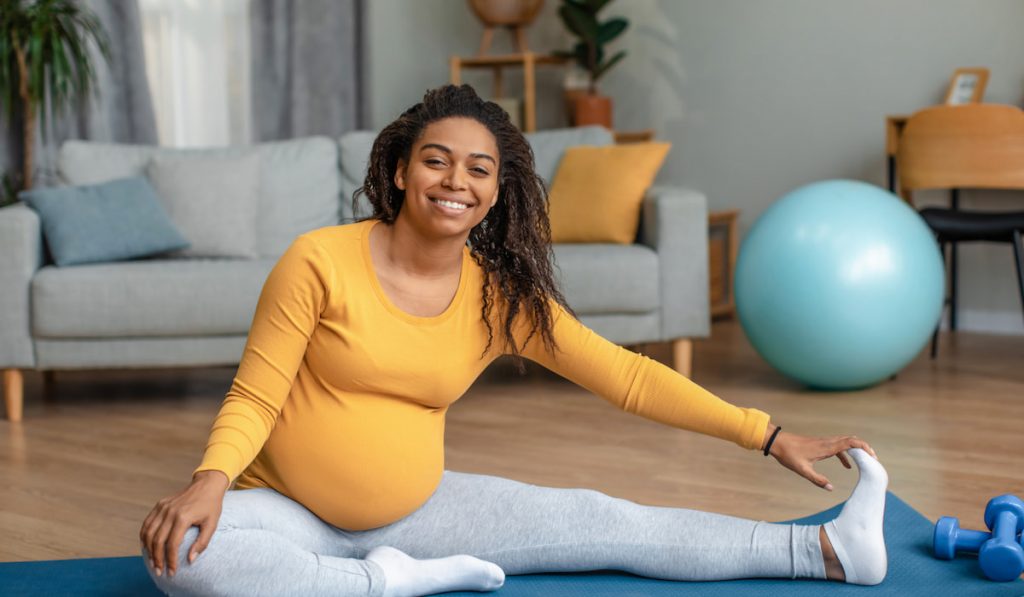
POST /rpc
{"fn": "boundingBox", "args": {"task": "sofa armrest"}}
[0,203,43,367]
[637,185,710,340]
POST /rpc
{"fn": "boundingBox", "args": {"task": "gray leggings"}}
[143,470,827,596]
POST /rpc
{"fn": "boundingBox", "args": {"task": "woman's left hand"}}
[763,424,877,490]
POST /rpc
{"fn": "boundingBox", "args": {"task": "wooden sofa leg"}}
[4,369,24,422]
[672,338,693,378]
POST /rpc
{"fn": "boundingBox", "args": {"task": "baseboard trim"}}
[942,309,1024,336]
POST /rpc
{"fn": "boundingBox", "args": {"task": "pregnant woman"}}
[140,84,887,597]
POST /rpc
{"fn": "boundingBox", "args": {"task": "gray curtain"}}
[1,0,157,187]
[249,0,366,142]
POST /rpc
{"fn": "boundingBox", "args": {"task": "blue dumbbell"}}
[933,516,991,559]
[978,495,1024,582]
[934,495,1024,582]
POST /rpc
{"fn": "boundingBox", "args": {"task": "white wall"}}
[366,0,1024,334]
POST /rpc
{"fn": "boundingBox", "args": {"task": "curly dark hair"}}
[354,84,576,373]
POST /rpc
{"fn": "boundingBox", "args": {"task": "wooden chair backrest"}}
[896,104,1024,203]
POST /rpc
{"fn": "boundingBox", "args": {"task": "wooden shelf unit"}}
[449,52,568,132]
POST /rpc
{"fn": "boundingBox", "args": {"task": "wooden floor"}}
[1,319,1022,562]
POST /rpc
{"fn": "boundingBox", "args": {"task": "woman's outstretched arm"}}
[516,298,875,488]
[516,298,769,449]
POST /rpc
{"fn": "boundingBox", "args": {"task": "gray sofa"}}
[0,126,709,422]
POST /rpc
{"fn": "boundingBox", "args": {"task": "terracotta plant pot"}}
[563,88,587,123]
[573,94,613,128]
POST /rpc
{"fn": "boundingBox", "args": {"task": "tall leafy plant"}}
[0,0,109,195]
[555,0,628,95]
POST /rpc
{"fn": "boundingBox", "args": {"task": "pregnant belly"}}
[257,394,447,531]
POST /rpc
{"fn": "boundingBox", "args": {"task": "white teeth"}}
[434,199,468,210]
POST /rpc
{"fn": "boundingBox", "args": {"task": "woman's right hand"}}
[140,470,230,579]
[763,423,877,490]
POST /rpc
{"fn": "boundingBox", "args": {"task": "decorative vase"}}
[468,0,544,25]
[467,0,544,54]
[573,94,613,128]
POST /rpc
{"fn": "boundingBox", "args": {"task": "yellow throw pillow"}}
[547,142,671,244]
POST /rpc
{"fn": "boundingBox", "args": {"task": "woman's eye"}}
[424,159,487,175]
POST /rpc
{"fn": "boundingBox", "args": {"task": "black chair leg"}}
[950,189,960,331]
[950,241,958,331]
[931,240,946,360]
[1013,229,1024,325]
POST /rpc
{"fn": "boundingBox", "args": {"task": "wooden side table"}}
[708,209,739,319]
[885,114,909,195]
[613,129,655,144]
[449,52,568,132]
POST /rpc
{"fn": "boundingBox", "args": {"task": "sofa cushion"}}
[58,137,340,257]
[336,126,615,221]
[32,258,277,338]
[29,242,657,339]
[18,176,190,266]
[146,153,260,258]
[548,142,671,244]
[551,243,659,313]
[524,125,615,187]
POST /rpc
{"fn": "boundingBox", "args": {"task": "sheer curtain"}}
[138,0,252,147]
[248,0,366,141]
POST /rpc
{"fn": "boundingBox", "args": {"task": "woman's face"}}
[394,117,500,240]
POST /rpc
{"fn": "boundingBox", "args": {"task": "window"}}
[139,0,251,147]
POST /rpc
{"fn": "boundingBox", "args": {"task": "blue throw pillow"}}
[19,176,190,267]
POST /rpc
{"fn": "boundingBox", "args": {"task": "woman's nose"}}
[443,167,467,190]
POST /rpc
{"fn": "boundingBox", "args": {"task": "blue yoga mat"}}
[0,492,1020,596]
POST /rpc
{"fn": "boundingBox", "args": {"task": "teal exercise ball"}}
[734,180,944,390]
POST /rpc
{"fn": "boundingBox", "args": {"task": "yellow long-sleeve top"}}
[194,218,771,531]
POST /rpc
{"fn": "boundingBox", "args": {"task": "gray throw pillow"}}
[145,153,261,258]
[19,176,190,267]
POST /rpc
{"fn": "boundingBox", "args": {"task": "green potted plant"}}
[555,0,627,128]
[1,170,21,208]
[0,0,109,195]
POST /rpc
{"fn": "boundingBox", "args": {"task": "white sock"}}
[366,545,505,597]
[821,448,888,585]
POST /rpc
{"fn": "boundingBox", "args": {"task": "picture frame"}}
[944,67,989,105]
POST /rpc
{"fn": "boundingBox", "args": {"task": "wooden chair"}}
[896,104,1024,357]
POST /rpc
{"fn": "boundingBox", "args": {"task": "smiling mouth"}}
[429,196,472,211]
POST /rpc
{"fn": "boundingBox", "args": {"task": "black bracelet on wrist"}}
[763,426,782,457]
